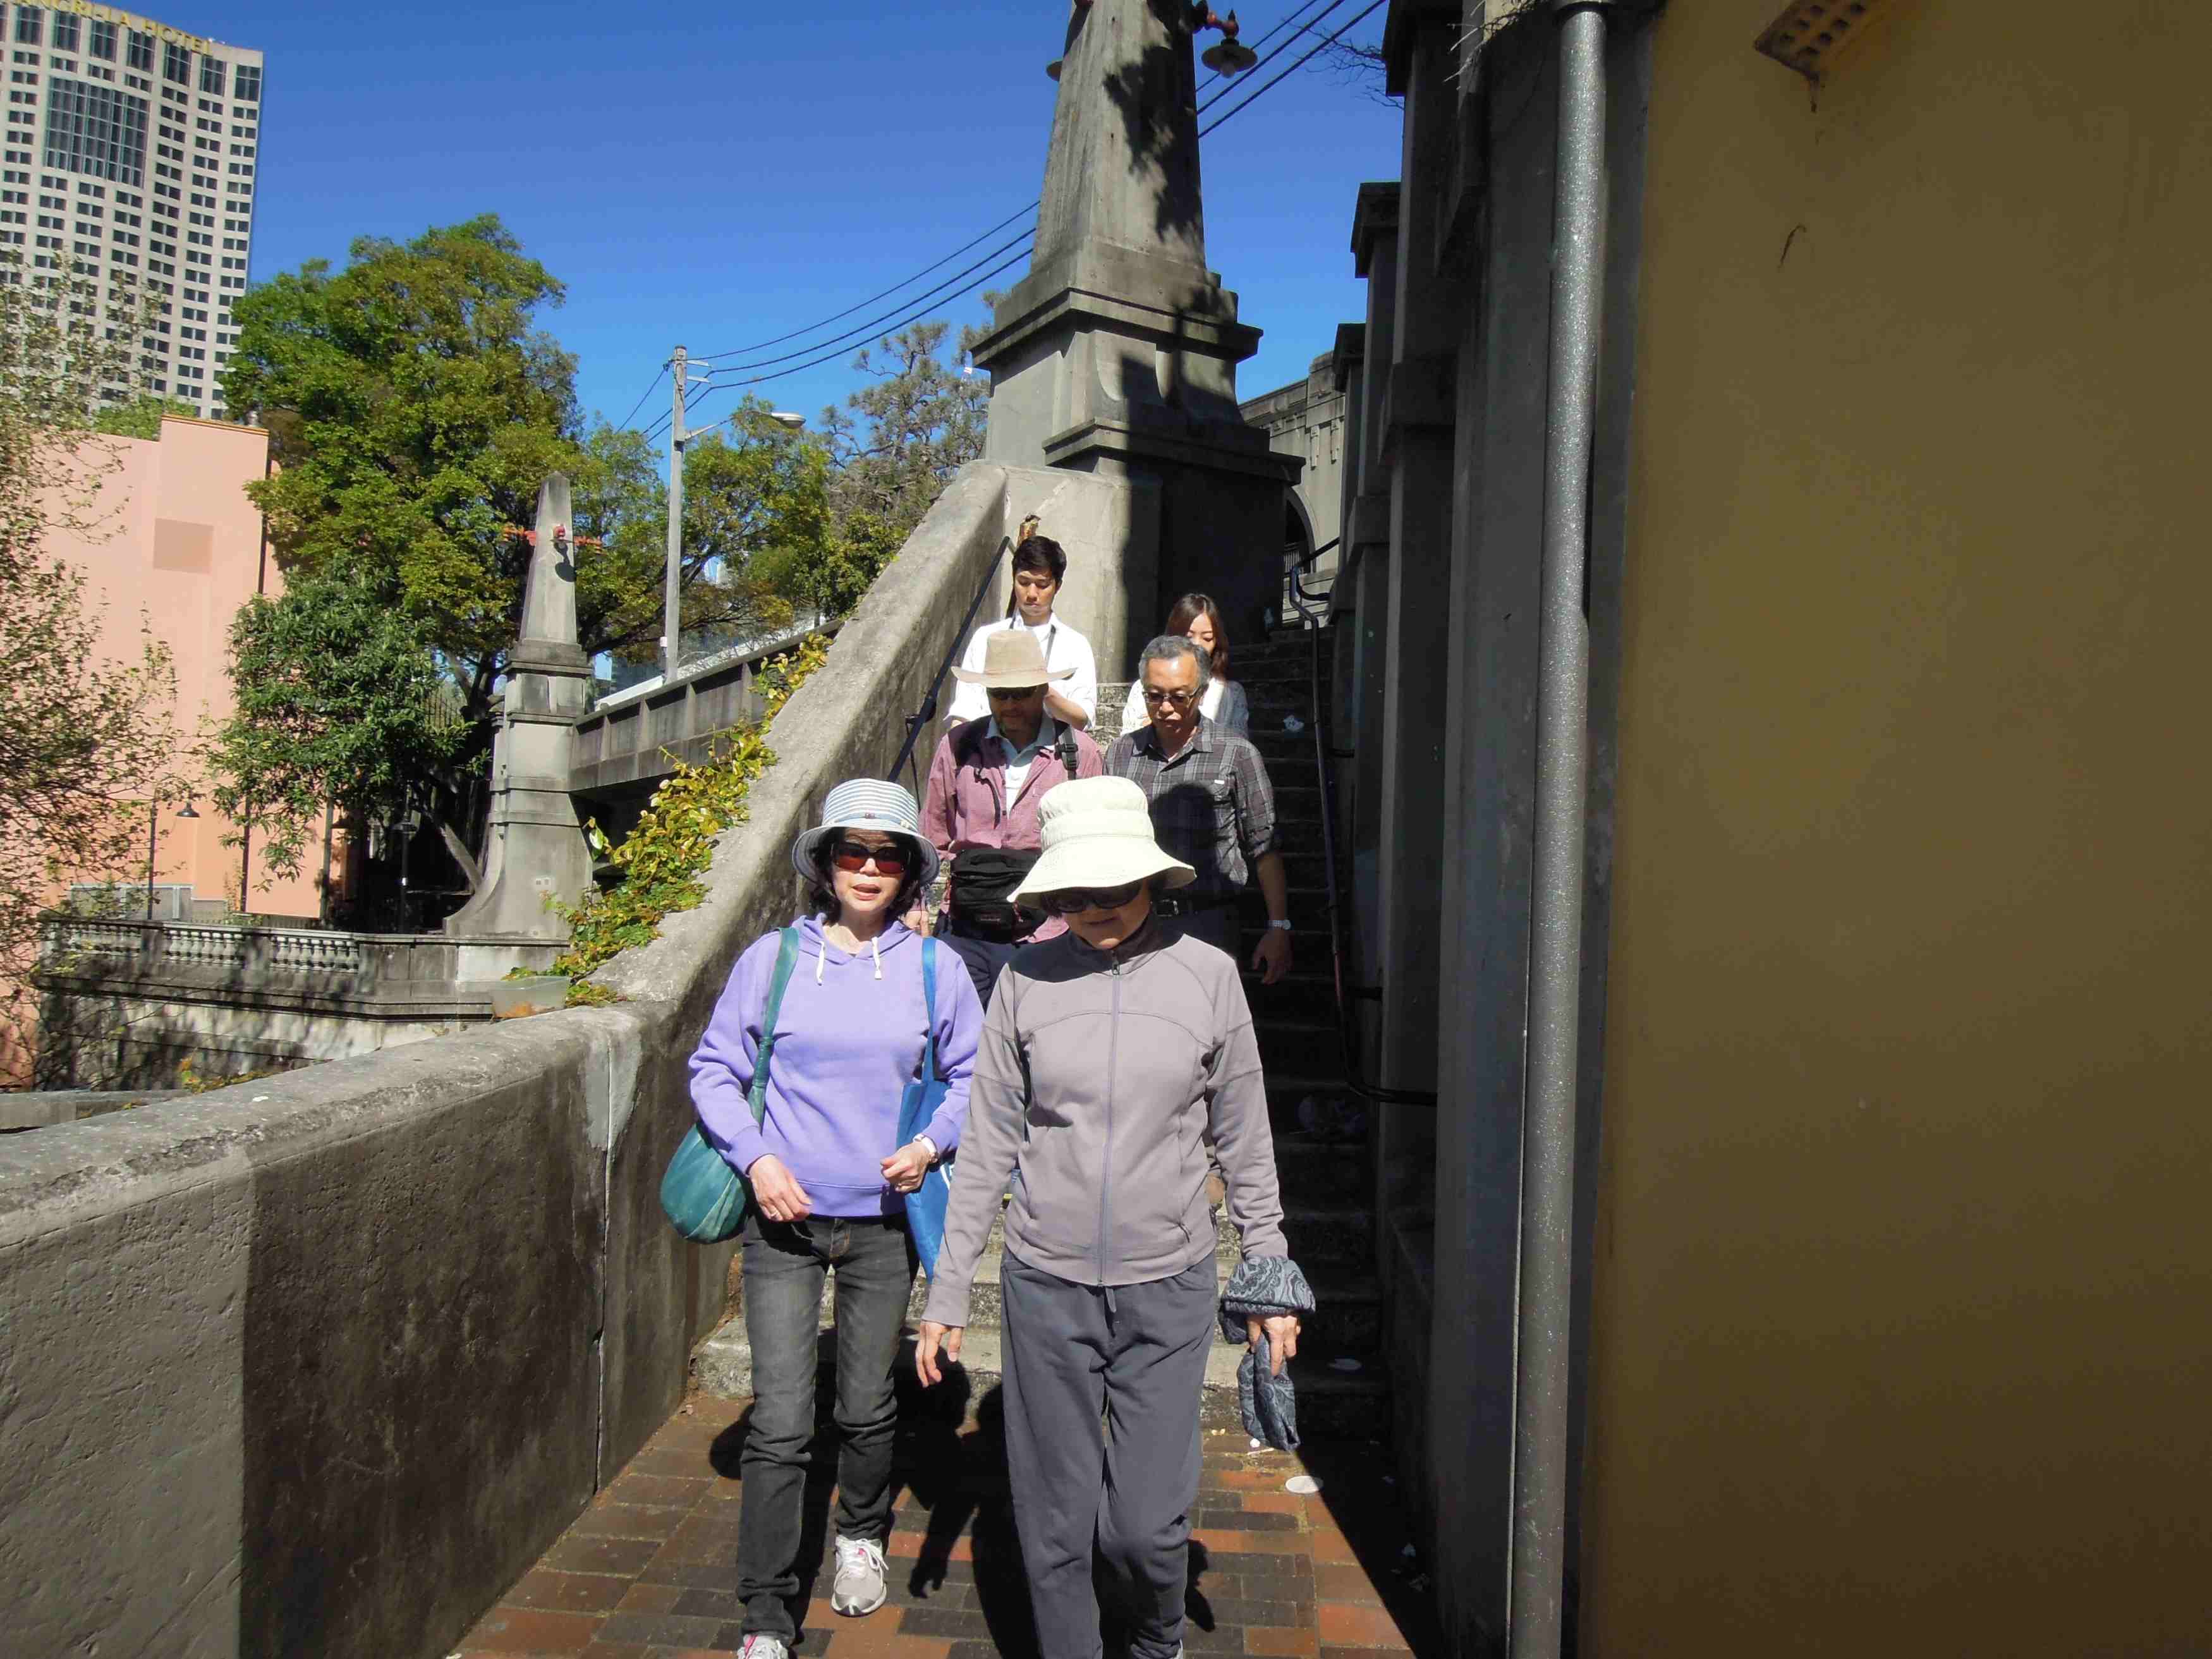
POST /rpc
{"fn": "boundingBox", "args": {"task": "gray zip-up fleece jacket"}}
[921,918,1287,1328]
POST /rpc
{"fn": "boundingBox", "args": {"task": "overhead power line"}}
[682,244,1035,406]
[698,227,1034,375]
[1196,0,1349,109]
[1205,0,1340,72]
[696,202,1042,361]
[1200,0,1387,135]
[687,0,1349,370]
[614,363,667,432]
[637,2,1375,437]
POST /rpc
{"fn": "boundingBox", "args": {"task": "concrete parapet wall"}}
[33,925,568,1089]
[0,463,1033,1659]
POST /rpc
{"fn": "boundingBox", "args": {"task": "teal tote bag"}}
[660,927,800,1243]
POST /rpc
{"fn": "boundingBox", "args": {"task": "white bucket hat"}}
[789,778,940,887]
[1009,775,1196,904]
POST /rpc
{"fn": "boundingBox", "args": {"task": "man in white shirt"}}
[945,530,1098,729]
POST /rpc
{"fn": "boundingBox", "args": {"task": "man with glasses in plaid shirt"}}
[1105,635,1294,984]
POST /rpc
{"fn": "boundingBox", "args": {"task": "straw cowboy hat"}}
[949,627,1075,690]
[789,778,940,887]
[1009,776,1196,904]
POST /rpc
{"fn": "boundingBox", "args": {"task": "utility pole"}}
[662,344,688,684]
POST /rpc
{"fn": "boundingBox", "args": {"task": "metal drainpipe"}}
[1512,4,1610,1657]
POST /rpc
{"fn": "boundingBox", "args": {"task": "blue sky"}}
[177,0,1403,444]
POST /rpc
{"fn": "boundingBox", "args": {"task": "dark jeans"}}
[939,920,1020,1008]
[736,1212,916,1639]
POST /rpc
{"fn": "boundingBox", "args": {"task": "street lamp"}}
[662,342,807,683]
[145,797,200,924]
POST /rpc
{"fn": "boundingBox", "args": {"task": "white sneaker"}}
[830,1533,889,1616]
[738,1636,789,1659]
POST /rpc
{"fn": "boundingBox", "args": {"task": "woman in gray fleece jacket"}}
[916,776,1304,1659]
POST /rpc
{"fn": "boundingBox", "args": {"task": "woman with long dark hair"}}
[1119,591,1249,737]
[945,516,1100,731]
[690,779,983,1659]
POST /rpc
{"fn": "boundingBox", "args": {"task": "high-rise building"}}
[1,3,262,420]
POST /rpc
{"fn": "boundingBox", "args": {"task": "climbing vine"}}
[553,634,832,1002]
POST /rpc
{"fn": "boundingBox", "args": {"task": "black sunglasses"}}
[1038,881,1145,916]
[829,838,910,877]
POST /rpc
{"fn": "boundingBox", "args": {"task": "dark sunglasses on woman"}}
[830,839,910,877]
[1037,882,1144,916]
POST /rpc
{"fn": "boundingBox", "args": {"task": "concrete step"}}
[1236,644,1325,674]
[693,1318,1390,1441]
[1241,967,1336,1018]
[1249,729,1323,762]
[1255,1017,1346,1079]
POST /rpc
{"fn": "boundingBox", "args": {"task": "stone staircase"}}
[692,626,1389,1438]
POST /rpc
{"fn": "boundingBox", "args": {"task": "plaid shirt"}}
[1105,715,1277,896]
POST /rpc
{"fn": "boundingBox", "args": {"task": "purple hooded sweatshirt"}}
[689,916,981,1218]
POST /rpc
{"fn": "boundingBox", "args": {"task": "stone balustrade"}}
[32,920,566,1090]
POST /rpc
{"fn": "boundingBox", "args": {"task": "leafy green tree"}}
[202,572,467,880]
[774,320,987,619]
[209,216,579,884]
[93,394,199,439]
[218,214,580,701]
[584,401,832,676]
[822,320,987,540]
[0,254,178,1066]
[209,220,844,880]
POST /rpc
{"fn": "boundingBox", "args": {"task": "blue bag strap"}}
[746,927,802,1127]
[921,937,939,1083]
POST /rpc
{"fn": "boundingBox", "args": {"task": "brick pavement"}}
[453,1394,1435,1658]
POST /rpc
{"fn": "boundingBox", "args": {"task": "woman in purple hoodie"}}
[689,779,983,1659]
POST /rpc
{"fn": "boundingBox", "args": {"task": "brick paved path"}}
[454,1393,1434,1658]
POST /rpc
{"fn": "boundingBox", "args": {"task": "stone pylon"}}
[977,0,1299,637]
[444,475,593,942]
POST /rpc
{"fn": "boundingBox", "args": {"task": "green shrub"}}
[553,635,830,1002]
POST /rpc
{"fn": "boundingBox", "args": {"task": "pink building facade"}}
[46,414,327,920]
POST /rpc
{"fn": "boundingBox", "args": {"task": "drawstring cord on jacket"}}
[816,931,886,983]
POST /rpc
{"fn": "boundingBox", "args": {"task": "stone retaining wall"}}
[0,464,1131,1659]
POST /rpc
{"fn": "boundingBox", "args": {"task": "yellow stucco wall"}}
[1588,2,2212,1652]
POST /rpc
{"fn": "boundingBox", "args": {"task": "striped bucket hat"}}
[789,777,940,887]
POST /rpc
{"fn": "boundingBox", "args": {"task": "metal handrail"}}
[887,535,1011,786]
[1308,619,1440,1109]
[1286,535,1340,626]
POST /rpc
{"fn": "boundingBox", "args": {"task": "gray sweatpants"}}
[1000,1252,1218,1659]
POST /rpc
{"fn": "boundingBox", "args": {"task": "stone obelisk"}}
[976,0,1298,636]
[445,475,593,942]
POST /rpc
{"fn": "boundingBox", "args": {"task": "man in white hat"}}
[942,524,1099,729]
[921,627,1105,1004]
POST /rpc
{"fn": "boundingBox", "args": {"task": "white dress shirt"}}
[945,614,1099,727]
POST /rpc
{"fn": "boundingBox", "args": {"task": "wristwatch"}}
[1266,919,1292,933]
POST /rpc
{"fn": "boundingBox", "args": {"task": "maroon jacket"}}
[922,716,1105,939]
